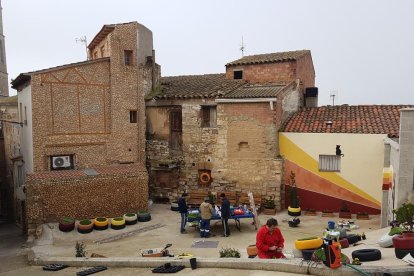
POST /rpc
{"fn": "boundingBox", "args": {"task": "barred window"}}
[319,155,341,172]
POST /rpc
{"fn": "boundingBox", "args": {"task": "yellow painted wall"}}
[280,132,386,204]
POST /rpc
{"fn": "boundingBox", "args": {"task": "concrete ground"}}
[2,204,414,275]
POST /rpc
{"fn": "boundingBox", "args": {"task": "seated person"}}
[256,218,285,259]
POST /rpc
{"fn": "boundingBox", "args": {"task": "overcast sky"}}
[3,0,414,106]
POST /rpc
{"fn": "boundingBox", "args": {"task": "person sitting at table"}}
[199,197,214,238]
[256,218,285,259]
[219,193,231,237]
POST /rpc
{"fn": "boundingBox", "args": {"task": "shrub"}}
[125,213,136,217]
[219,247,241,258]
[79,219,92,225]
[393,203,414,232]
[75,241,87,257]
[60,217,74,224]
[96,217,107,222]
[113,217,124,221]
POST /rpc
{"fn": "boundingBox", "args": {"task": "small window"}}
[234,70,243,79]
[124,50,133,66]
[201,106,217,128]
[94,52,98,59]
[130,110,137,123]
[100,46,105,57]
[319,155,341,172]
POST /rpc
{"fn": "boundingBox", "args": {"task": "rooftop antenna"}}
[240,36,246,57]
[75,36,88,60]
[330,90,338,106]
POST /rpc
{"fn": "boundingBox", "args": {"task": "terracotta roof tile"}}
[281,105,414,138]
[226,50,310,67]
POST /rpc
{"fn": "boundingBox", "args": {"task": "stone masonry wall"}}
[226,62,296,84]
[25,165,148,235]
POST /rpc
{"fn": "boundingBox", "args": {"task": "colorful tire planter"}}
[137,211,151,222]
[288,206,301,217]
[77,219,94,234]
[123,213,138,225]
[59,217,75,232]
[294,237,323,250]
[94,217,109,230]
[111,217,126,230]
[392,234,414,259]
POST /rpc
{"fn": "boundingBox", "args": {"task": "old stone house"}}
[11,22,157,234]
[145,50,316,209]
[280,105,414,222]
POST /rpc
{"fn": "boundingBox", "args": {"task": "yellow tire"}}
[295,237,323,250]
[94,217,109,227]
[288,206,301,213]
[111,217,126,226]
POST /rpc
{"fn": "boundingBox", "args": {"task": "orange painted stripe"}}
[285,160,380,210]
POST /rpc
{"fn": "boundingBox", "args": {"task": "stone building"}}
[145,50,316,209]
[0,96,20,222]
[11,22,157,234]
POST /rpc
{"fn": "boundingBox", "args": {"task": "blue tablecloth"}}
[187,210,256,231]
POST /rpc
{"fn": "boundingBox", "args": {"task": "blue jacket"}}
[221,197,230,218]
[178,197,188,214]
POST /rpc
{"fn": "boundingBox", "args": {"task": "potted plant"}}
[356,212,369,220]
[287,171,301,216]
[304,208,317,216]
[111,217,126,230]
[339,201,352,219]
[123,212,138,225]
[94,217,109,230]
[262,196,276,215]
[322,209,334,217]
[77,219,94,234]
[219,247,241,258]
[59,217,75,232]
[137,210,152,222]
[392,203,414,258]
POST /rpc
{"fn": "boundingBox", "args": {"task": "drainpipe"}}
[152,49,156,91]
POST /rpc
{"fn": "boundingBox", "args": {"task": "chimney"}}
[305,87,318,107]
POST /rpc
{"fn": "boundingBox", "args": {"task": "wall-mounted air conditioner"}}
[52,155,72,169]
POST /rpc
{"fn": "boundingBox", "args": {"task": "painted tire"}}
[94,218,109,230]
[295,237,323,250]
[77,219,94,234]
[302,249,316,261]
[395,248,414,259]
[340,238,349,248]
[352,249,381,262]
[199,172,211,184]
[378,233,394,248]
[111,217,126,230]
[138,212,151,222]
[338,228,347,239]
[392,235,414,249]
[123,213,138,225]
[346,234,359,244]
[59,219,75,232]
[288,206,301,216]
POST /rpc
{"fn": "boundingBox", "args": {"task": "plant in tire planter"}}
[123,212,138,225]
[356,212,369,220]
[137,210,152,222]
[94,217,109,230]
[262,196,276,215]
[77,219,94,234]
[287,171,301,216]
[392,203,414,258]
[111,217,126,230]
[59,217,75,232]
[339,201,352,219]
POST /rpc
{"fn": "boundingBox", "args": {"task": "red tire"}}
[392,235,414,249]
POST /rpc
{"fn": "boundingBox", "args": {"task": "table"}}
[187,211,256,232]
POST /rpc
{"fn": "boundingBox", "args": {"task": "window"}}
[130,110,137,123]
[100,46,105,57]
[233,70,243,79]
[170,110,182,150]
[124,50,133,65]
[94,51,98,59]
[201,106,217,128]
[319,155,341,172]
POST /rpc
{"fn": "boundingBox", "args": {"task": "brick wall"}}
[25,164,148,235]
[296,54,315,89]
[226,62,295,84]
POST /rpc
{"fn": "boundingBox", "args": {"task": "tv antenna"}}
[75,36,88,60]
[240,36,246,57]
[330,90,338,106]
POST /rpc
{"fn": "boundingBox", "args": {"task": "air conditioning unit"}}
[52,156,72,169]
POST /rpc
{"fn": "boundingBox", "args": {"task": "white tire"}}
[378,233,394,248]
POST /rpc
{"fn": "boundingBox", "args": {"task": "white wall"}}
[17,84,33,173]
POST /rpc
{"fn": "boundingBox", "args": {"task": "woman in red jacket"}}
[256,218,285,259]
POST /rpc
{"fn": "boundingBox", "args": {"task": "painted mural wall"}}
[280,132,386,214]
